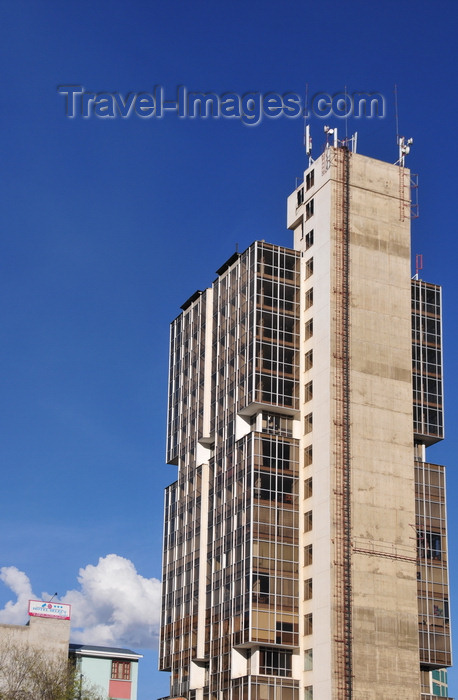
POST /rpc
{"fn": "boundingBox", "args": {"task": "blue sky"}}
[1,1,458,697]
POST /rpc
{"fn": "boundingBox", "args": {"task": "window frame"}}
[111,660,131,681]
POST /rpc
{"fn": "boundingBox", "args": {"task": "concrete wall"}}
[288,148,420,699]
[348,152,419,700]
[0,616,71,661]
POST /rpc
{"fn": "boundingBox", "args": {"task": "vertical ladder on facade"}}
[399,164,419,221]
[399,162,406,222]
[333,145,353,700]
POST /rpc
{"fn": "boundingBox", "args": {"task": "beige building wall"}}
[347,153,419,700]
[294,155,335,698]
[288,148,420,699]
[0,615,71,660]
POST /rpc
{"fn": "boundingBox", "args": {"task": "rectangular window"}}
[304,477,312,498]
[304,319,313,340]
[259,648,292,677]
[304,350,313,371]
[305,199,314,220]
[305,288,313,309]
[304,381,313,403]
[433,598,449,623]
[263,413,293,437]
[305,229,314,250]
[304,413,313,435]
[304,686,313,700]
[276,621,295,645]
[304,544,312,566]
[304,613,313,635]
[305,257,313,279]
[297,187,305,206]
[306,170,314,190]
[417,531,442,561]
[304,510,312,532]
[304,578,312,601]
[304,445,313,466]
[111,660,131,681]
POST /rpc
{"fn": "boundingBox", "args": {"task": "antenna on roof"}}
[304,84,313,166]
[305,125,313,164]
[397,136,414,166]
[394,85,414,166]
[324,124,338,148]
[47,593,58,602]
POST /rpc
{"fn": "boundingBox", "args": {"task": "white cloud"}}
[0,566,35,624]
[47,554,162,649]
[0,555,161,649]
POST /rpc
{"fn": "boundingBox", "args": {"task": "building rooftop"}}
[69,643,142,659]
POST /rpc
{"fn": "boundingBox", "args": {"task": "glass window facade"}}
[416,462,451,668]
[161,242,301,699]
[412,280,443,444]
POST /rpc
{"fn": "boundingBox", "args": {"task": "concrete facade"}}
[0,615,71,660]
[288,147,420,699]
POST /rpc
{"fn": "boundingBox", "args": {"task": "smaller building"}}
[0,601,71,661]
[0,601,142,700]
[422,668,451,698]
[69,643,142,700]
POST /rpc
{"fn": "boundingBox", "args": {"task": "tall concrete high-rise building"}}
[159,138,452,700]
